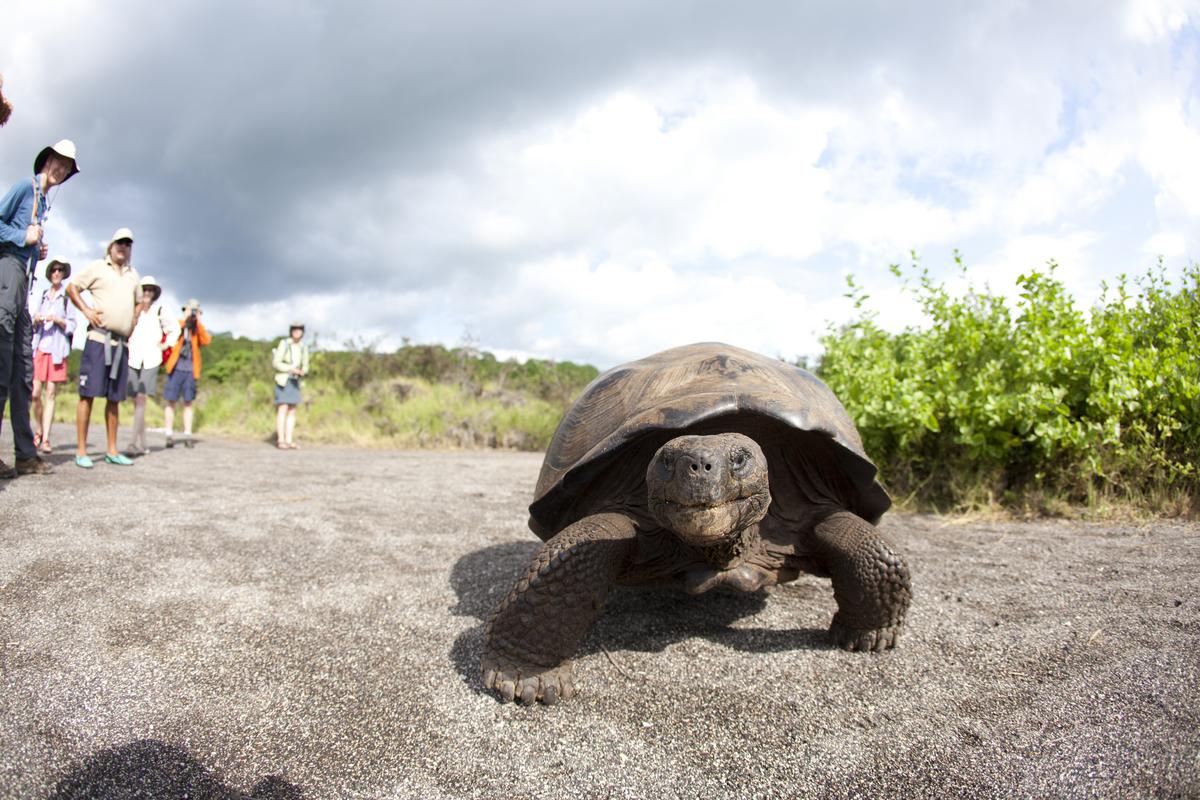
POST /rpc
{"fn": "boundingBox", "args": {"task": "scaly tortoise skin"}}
[483,342,912,705]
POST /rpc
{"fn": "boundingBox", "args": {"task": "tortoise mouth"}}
[650,490,771,544]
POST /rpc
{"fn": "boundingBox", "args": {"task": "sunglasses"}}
[50,266,65,273]
[114,239,133,246]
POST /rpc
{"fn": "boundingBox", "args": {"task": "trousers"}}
[0,254,36,460]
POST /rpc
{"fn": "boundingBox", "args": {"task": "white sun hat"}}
[108,227,135,247]
[34,139,80,180]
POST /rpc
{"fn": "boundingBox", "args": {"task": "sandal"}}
[33,432,42,448]
[38,441,53,454]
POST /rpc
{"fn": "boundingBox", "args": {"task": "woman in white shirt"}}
[125,276,178,455]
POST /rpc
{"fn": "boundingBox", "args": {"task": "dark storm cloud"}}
[6,1,1195,364]
[8,1,1029,301]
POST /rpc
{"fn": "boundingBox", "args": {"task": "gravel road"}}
[1,428,1197,799]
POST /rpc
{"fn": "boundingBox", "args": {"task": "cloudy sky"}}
[5,0,1198,368]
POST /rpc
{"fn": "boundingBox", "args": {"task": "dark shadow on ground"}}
[49,739,304,800]
[449,542,830,697]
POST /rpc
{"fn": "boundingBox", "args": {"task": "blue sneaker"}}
[75,455,94,469]
[104,453,134,466]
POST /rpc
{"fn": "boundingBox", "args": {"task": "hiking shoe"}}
[184,437,194,449]
[0,459,16,479]
[104,453,134,466]
[15,456,53,475]
[165,436,174,449]
[75,455,94,469]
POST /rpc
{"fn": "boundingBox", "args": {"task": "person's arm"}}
[60,295,76,335]
[0,181,38,248]
[161,309,180,349]
[195,319,212,346]
[65,281,103,329]
[271,340,290,373]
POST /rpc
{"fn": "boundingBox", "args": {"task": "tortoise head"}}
[645,432,771,549]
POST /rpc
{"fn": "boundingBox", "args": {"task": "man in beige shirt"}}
[66,228,142,468]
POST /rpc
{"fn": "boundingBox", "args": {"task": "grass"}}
[35,340,592,452]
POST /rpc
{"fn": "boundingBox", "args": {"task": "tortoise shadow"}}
[49,739,303,799]
[449,541,831,696]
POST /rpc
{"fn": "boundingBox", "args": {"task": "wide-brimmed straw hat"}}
[139,275,162,303]
[45,257,71,280]
[182,298,202,313]
[34,139,80,180]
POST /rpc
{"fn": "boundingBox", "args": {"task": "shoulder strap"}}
[30,177,42,225]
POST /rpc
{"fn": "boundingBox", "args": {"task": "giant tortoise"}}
[483,342,912,705]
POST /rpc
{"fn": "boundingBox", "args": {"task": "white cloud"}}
[5,1,1199,368]
[1124,0,1200,41]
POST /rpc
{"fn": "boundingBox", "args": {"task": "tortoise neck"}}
[699,524,761,570]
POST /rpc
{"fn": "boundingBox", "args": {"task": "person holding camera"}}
[161,298,211,448]
[272,321,310,449]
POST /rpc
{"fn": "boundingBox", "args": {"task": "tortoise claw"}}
[481,653,577,706]
[829,621,903,652]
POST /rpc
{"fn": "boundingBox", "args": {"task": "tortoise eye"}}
[731,450,749,469]
[655,453,674,477]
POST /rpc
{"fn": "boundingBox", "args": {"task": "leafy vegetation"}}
[817,255,1199,515]
[47,336,598,451]
[42,257,1196,516]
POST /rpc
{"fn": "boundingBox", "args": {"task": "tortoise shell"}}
[528,342,889,539]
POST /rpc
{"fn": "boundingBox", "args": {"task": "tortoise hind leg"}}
[483,513,636,705]
[812,511,912,651]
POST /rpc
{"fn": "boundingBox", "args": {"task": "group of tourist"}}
[1,132,312,478]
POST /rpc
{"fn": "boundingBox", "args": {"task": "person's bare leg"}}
[275,403,287,446]
[104,400,120,457]
[132,394,147,450]
[164,402,175,440]
[182,402,194,436]
[41,380,57,448]
[285,406,297,445]
[31,378,44,441]
[75,396,93,457]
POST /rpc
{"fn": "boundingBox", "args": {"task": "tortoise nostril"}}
[704,463,712,471]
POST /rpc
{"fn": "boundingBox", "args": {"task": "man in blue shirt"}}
[0,139,79,478]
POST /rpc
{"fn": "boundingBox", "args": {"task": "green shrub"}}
[60,335,600,452]
[817,255,1199,514]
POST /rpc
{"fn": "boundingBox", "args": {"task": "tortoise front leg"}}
[812,511,912,652]
[483,512,637,705]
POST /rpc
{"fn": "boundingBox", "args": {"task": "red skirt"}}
[33,350,69,383]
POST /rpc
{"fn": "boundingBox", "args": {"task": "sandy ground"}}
[0,426,1197,799]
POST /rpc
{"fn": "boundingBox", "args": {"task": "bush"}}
[126,335,600,452]
[817,255,1199,514]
